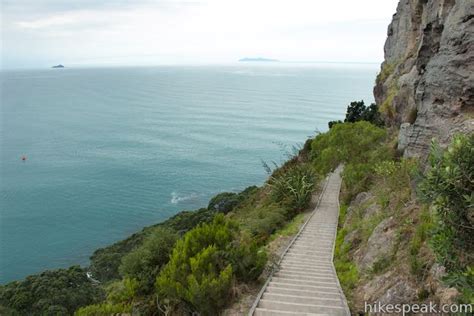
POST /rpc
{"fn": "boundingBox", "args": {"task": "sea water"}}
[0,64,377,283]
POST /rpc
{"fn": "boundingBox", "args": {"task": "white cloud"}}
[2,0,399,68]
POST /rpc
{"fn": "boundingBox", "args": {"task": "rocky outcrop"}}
[375,0,474,158]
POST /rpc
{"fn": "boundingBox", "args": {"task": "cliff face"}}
[374,0,474,158]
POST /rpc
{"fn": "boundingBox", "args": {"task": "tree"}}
[328,100,384,129]
[156,214,265,315]
[119,227,178,293]
[420,134,474,270]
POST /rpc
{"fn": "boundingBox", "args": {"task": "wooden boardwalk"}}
[249,166,350,316]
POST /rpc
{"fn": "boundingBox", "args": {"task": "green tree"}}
[0,266,104,315]
[119,227,178,293]
[156,214,265,315]
[420,134,474,269]
[328,100,383,129]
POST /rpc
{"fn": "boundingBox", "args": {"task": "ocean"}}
[0,64,377,283]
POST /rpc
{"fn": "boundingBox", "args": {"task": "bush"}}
[312,121,387,174]
[227,234,267,282]
[156,214,265,315]
[105,278,139,304]
[75,303,132,316]
[238,204,288,241]
[89,207,216,282]
[119,227,178,293]
[334,227,359,295]
[420,135,474,270]
[0,266,104,315]
[208,192,240,213]
[208,186,258,214]
[269,164,317,213]
[376,62,396,83]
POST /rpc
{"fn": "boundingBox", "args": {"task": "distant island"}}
[238,57,279,62]
[51,64,65,68]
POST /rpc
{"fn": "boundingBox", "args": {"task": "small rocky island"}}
[51,64,65,68]
[238,57,279,62]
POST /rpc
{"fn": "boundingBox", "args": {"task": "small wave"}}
[170,191,201,204]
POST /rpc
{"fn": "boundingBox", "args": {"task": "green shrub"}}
[333,205,359,298]
[311,121,387,174]
[208,192,240,213]
[443,267,474,304]
[379,84,397,120]
[376,62,396,83]
[105,278,139,304]
[207,186,258,214]
[420,135,474,270]
[75,303,132,316]
[156,214,265,315]
[370,257,392,275]
[241,204,288,240]
[119,227,178,293]
[0,266,104,315]
[334,227,359,295]
[341,163,373,203]
[269,213,306,241]
[373,158,418,209]
[227,233,267,282]
[409,207,433,278]
[269,164,317,213]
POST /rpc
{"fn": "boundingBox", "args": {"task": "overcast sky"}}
[1,0,399,69]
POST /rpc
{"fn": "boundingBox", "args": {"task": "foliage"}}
[269,213,306,241]
[373,158,418,208]
[443,267,474,304]
[118,227,178,293]
[0,266,104,316]
[376,61,396,83]
[156,214,266,315]
[333,204,359,298]
[105,278,139,304]
[269,164,317,213]
[379,84,397,120]
[328,120,343,129]
[237,203,288,241]
[420,134,474,270]
[74,303,132,316]
[328,100,383,129]
[311,121,387,174]
[409,206,433,279]
[227,233,267,282]
[207,186,258,214]
[370,257,392,275]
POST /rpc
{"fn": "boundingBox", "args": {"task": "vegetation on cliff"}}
[333,130,473,311]
[0,266,104,315]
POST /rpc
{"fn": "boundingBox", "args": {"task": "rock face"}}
[374,0,474,158]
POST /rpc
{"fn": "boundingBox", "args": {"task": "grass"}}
[370,257,392,275]
[379,84,398,120]
[268,213,307,242]
[334,204,360,299]
[376,62,397,84]
[409,206,433,278]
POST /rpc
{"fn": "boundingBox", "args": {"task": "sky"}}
[1,0,399,69]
